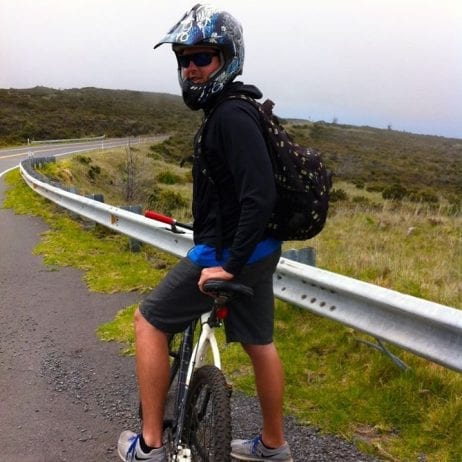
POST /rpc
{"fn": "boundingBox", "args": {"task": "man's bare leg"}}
[134,307,169,448]
[242,342,285,448]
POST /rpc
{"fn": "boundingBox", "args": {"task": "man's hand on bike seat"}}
[198,266,234,294]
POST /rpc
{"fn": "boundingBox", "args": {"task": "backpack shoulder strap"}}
[194,94,270,260]
[195,94,264,179]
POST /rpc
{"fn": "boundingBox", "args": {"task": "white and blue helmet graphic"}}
[154,3,245,110]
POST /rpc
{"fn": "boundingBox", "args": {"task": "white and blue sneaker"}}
[117,431,167,462]
[231,435,293,461]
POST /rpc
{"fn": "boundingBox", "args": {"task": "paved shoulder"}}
[0,177,142,461]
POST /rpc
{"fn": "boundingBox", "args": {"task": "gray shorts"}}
[140,249,281,345]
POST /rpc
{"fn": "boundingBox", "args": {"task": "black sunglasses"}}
[177,51,219,68]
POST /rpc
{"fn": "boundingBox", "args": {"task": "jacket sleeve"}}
[213,101,277,276]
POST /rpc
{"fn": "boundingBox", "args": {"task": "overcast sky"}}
[1,0,461,139]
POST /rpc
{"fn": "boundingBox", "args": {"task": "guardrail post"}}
[282,247,316,266]
[63,187,80,219]
[120,205,143,252]
[86,193,105,203]
[82,194,105,229]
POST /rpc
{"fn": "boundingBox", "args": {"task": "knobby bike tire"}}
[182,365,232,462]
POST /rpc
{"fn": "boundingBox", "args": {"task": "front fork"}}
[171,312,220,461]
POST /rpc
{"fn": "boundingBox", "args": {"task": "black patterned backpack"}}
[197,95,332,242]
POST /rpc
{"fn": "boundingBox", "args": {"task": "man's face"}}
[176,46,221,84]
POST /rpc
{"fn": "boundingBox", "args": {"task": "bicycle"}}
[140,278,254,462]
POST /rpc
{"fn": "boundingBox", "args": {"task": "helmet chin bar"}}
[181,77,227,111]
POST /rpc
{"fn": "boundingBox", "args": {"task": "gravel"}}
[34,329,380,461]
[231,393,378,462]
[38,343,380,461]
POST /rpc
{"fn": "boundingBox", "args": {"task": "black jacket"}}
[192,82,277,276]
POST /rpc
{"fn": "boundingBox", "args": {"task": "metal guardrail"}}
[20,159,194,259]
[29,135,106,145]
[19,159,462,373]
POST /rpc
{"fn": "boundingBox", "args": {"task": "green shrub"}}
[382,183,407,200]
[352,195,371,205]
[148,189,188,215]
[75,155,92,164]
[409,190,439,204]
[88,165,101,180]
[366,183,386,193]
[330,188,348,202]
[156,170,184,185]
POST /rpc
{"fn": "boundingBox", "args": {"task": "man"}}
[118,4,292,461]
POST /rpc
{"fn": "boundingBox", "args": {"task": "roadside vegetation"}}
[1,87,461,461]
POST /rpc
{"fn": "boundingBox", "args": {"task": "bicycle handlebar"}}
[144,210,193,231]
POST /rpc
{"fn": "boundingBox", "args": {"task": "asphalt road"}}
[0,176,143,461]
[0,137,165,174]
[0,159,379,461]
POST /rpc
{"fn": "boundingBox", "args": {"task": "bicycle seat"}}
[203,279,254,298]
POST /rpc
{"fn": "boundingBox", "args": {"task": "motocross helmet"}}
[154,3,245,110]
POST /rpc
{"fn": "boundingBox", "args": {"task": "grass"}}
[3,156,462,461]
[2,168,177,293]
[306,186,461,308]
[97,303,138,355]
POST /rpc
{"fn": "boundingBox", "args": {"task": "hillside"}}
[1,86,460,203]
[289,122,462,201]
[0,86,201,143]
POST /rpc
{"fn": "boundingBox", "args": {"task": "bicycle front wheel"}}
[183,365,232,461]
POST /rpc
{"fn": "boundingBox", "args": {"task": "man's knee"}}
[134,307,169,339]
[241,342,276,358]
[134,307,155,335]
[134,306,145,325]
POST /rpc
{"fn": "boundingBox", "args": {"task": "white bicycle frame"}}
[173,310,222,461]
[186,310,222,384]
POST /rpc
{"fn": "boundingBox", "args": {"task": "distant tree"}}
[120,143,144,203]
